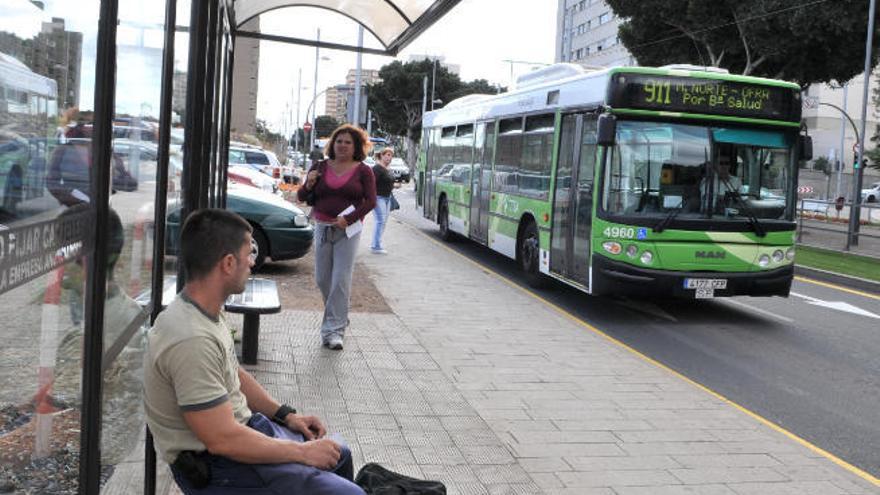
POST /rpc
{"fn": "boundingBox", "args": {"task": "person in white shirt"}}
[701,155,743,212]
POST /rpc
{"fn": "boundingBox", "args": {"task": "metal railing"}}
[796,197,880,252]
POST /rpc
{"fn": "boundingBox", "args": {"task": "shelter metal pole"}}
[79,0,118,491]
[145,0,178,490]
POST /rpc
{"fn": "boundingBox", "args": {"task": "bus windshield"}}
[603,121,793,222]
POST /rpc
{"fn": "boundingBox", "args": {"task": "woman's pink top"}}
[297,160,376,224]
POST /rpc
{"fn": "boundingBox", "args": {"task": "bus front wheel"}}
[438,198,453,241]
[519,221,546,288]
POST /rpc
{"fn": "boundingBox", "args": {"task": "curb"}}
[794,265,880,294]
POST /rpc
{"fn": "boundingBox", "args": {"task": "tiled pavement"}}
[231,211,880,495]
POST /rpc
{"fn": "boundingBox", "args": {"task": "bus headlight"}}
[786,247,795,261]
[772,250,785,263]
[625,245,638,258]
[602,241,622,255]
[758,254,771,267]
[640,250,654,265]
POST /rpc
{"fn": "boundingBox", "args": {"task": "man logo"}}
[695,250,726,259]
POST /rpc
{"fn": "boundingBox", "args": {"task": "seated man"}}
[144,208,364,494]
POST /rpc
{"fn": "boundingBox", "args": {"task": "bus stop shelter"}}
[0,0,458,493]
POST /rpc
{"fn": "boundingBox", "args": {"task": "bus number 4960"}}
[603,227,636,239]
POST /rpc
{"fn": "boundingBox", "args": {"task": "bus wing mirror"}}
[799,135,813,161]
[597,114,617,146]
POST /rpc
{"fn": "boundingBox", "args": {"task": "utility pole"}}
[311,28,320,150]
[422,75,428,116]
[430,58,437,111]
[352,25,364,126]
[837,83,848,199]
[847,0,876,249]
[295,68,302,154]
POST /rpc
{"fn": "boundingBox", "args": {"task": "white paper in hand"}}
[71,189,90,203]
[339,205,362,238]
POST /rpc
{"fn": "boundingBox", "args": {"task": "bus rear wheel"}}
[519,220,546,288]
[438,198,453,241]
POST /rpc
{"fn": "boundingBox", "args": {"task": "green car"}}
[166,184,313,270]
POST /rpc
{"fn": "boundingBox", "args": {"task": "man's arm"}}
[182,400,339,467]
[238,367,279,417]
[238,368,327,440]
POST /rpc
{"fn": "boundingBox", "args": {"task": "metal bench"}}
[137,276,280,365]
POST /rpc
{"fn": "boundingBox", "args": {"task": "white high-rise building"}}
[555,0,633,68]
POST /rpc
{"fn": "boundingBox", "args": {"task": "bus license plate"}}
[694,288,715,299]
[684,278,727,290]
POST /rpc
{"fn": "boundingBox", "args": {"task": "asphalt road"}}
[393,185,880,478]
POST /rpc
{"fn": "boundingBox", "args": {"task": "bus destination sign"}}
[611,74,800,122]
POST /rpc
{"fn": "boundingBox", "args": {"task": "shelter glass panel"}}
[0,2,101,492]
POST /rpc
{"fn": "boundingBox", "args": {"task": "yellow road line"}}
[794,276,880,301]
[408,223,880,487]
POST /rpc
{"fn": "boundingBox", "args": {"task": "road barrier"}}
[34,255,65,458]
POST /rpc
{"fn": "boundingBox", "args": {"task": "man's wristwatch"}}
[272,404,296,425]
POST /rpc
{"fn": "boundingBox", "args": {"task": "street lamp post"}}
[847,0,876,249]
[836,83,849,199]
[304,88,330,148]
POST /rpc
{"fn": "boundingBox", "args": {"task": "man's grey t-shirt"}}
[143,294,252,464]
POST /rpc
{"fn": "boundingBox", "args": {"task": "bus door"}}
[469,122,493,243]
[424,128,439,220]
[551,114,596,287]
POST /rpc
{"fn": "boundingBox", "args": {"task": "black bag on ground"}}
[355,463,446,495]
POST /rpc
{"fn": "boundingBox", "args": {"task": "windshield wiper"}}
[654,195,688,233]
[720,177,766,237]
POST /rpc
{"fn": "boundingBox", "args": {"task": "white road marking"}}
[790,292,880,320]
[720,298,795,323]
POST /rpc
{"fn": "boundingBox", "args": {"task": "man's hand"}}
[285,414,327,440]
[335,216,349,229]
[298,438,341,470]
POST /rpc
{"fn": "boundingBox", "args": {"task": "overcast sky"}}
[1,0,556,131]
[256,0,559,133]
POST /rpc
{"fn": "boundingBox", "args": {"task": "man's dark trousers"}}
[171,413,364,494]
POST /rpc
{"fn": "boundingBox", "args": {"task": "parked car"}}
[861,182,880,203]
[113,139,158,161]
[229,145,285,179]
[165,183,313,270]
[388,157,411,183]
[228,165,278,195]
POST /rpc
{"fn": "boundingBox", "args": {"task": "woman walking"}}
[297,125,376,350]
[370,147,398,254]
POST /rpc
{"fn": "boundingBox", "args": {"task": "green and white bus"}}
[417,64,810,298]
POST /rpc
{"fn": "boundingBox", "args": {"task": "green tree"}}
[314,115,340,140]
[605,0,880,86]
[811,156,831,175]
[254,119,284,145]
[368,60,504,167]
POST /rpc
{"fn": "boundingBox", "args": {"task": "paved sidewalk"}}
[238,213,879,495]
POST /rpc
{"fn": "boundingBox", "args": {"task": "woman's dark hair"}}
[325,124,372,162]
[180,209,252,280]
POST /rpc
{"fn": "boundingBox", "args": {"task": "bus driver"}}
[701,153,742,211]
